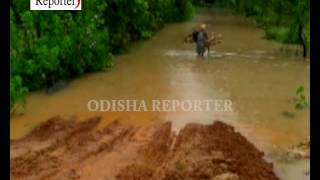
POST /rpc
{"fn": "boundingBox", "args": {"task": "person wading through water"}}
[196,24,209,57]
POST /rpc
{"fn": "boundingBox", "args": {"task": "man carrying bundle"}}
[184,24,224,57]
[196,24,209,57]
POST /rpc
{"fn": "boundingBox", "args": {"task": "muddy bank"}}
[272,137,310,162]
[11,116,279,180]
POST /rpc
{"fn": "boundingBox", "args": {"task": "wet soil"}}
[11,116,279,180]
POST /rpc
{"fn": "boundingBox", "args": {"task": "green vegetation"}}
[295,85,309,110]
[204,0,310,57]
[10,0,194,111]
[10,76,27,111]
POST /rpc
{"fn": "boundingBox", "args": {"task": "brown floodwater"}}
[11,8,309,180]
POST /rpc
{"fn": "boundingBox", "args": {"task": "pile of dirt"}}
[11,116,279,180]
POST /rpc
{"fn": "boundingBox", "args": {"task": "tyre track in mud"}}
[11,116,279,180]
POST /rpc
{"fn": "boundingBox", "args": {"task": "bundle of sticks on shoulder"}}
[184,29,224,54]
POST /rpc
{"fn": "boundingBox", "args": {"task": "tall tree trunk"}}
[298,23,307,58]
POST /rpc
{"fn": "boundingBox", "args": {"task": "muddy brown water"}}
[11,8,309,180]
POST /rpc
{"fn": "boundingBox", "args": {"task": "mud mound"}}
[11,117,279,180]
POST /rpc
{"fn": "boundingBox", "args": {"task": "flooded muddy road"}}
[11,8,309,180]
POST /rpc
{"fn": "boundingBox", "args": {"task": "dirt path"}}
[11,116,279,180]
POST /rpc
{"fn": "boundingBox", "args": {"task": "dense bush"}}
[10,0,194,111]
[103,0,194,53]
[10,76,27,111]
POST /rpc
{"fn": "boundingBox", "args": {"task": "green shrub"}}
[295,85,309,110]
[265,26,291,43]
[10,76,28,111]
